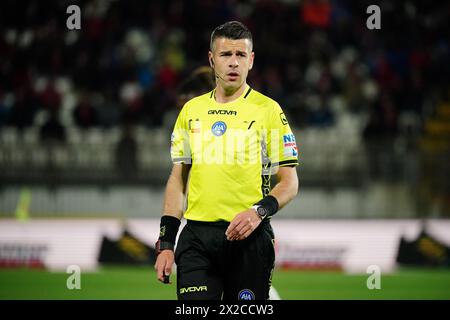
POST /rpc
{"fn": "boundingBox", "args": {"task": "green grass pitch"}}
[1,266,449,300]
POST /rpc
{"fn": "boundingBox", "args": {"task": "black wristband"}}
[254,195,279,217]
[158,215,181,244]
[155,240,175,256]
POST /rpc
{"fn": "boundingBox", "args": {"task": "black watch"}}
[252,205,267,220]
[155,240,174,256]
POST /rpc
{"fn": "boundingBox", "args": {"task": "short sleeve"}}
[170,106,191,164]
[266,103,299,168]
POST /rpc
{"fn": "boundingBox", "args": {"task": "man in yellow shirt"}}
[154,21,299,300]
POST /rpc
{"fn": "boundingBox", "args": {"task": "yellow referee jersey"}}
[170,86,298,222]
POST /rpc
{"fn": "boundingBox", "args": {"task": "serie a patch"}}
[282,133,298,157]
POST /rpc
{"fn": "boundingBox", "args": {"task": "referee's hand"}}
[225,208,262,241]
[155,250,174,284]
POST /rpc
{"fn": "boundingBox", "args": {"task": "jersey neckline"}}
[210,85,252,106]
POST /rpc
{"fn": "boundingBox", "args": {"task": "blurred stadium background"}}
[1,0,450,300]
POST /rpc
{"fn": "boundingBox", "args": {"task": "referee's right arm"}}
[162,163,190,218]
[154,163,190,283]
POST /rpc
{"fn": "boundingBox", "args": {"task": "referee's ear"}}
[208,51,214,69]
[248,51,255,71]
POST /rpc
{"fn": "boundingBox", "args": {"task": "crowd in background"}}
[0,0,449,143]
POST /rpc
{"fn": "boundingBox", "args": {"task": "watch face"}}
[257,206,267,217]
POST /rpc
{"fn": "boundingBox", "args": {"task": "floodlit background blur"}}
[0,0,450,300]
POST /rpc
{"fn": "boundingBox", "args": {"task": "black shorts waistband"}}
[186,218,271,227]
[186,219,230,227]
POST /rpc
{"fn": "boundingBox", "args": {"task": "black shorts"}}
[175,219,275,300]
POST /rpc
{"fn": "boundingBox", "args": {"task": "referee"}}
[155,21,299,300]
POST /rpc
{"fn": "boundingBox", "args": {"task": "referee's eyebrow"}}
[219,50,247,56]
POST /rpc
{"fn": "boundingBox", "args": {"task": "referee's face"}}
[209,37,254,91]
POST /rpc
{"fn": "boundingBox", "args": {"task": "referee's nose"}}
[229,54,239,68]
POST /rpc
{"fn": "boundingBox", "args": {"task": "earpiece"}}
[210,58,222,80]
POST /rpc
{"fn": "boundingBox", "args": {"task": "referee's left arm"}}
[226,166,298,241]
[268,166,299,209]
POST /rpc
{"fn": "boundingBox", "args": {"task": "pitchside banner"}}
[0,219,450,272]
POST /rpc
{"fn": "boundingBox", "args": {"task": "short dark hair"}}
[178,66,215,97]
[210,21,253,51]
[176,66,215,108]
